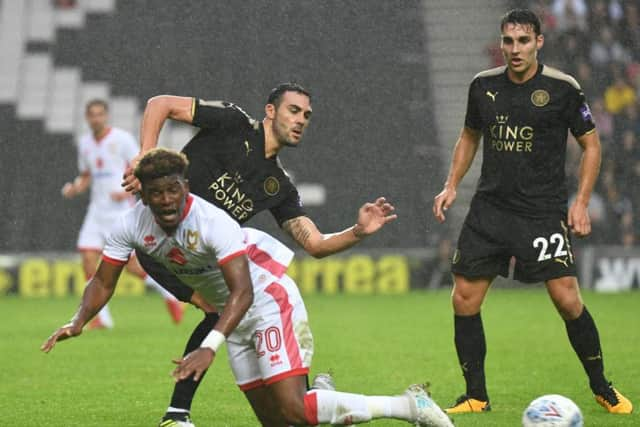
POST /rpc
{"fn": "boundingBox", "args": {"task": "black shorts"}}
[451,196,577,283]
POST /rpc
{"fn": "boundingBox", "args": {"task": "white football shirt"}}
[77,127,138,212]
[102,194,294,309]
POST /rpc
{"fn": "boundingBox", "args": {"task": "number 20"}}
[255,327,282,358]
[532,233,567,261]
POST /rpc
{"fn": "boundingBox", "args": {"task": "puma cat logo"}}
[554,257,569,267]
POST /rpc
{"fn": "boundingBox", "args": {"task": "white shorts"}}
[227,274,314,391]
[77,207,123,251]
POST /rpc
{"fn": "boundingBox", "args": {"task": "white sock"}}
[166,406,189,414]
[366,395,413,419]
[97,305,114,328]
[304,389,413,425]
[144,275,177,300]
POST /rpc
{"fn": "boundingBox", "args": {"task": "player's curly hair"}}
[134,148,189,185]
[501,8,541,36]
[267,82,311,108]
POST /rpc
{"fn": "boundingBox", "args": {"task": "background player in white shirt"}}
[61,99,183,328]
[43,148,453,427]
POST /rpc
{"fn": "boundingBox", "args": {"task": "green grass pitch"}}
[2,288,638,426]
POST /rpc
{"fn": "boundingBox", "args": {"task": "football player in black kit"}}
[433,9,632,416]
[122,83,397,426]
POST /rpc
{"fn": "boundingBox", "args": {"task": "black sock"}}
[454,313,488,401]
[564,306,608,392]
[168,312,220,411]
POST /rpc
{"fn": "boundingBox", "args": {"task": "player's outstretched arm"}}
[568,131,601,238]
[433,127,482,223]
[40,260,123,353]
[122,95,194,193]
[282,196,397,258]
[171,255,253,382]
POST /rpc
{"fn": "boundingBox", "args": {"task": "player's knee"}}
[548,278,582,319]
[452,289,482,314]
[551,291,582,319]
[278,396,307,425]
[556,298,583,320]
[280,402,307,425]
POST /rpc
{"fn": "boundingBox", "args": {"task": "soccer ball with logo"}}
[522,394,583,427]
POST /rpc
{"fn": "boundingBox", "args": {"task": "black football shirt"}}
[464,63,596,216]
[182,98,305,225]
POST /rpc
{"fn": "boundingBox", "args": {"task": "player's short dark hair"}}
[134,148,189,186]
[85,99,109,113]
[500,9,542,36]
[267,83,311,108]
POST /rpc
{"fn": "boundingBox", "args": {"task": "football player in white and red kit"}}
[62,99,183,328]
[43,148,452,427]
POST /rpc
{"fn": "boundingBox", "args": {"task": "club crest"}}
[264,176,280,196]
[531,89,550,107]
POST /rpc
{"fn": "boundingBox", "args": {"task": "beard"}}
[274,120,301,147]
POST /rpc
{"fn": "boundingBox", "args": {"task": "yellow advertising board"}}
[0,251,433,297]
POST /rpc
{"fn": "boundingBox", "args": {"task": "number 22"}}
[533,233,567,261]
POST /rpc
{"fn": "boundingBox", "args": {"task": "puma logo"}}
[244,140,252,156]
[486,91,498,102]
[554,257,569,267]
[586,354,602,361]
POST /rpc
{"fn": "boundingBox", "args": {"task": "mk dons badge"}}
[185,230,199,251]
[264,176,280,196]
[531,89,550,107]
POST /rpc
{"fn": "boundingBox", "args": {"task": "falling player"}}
[45,148,453,427]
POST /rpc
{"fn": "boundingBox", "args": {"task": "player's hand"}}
[433,186,456,223]
[121,153,145,194]
[353,197,397,238]
[171,348,215,382]
[40,322,83,353]
[61,182,75,199]
[121,165,141,194]
[568,200,591,237]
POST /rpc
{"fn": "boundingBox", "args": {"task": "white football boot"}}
[405,384,454,427]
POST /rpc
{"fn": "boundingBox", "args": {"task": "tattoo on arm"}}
[283,218,312,247]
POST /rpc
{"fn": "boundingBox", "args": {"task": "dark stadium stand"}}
[3,0,441,251]
[0,105,85,251]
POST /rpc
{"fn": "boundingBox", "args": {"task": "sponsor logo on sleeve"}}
[579,103,593,122]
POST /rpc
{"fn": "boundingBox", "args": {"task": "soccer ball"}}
[522,394,583,427]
